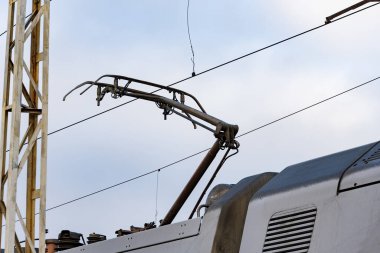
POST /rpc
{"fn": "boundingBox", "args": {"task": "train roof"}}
[254,141,380,198]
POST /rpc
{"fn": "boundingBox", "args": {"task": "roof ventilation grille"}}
[353,146,380,167]
[366,148,380,163]
[262,206,317,253]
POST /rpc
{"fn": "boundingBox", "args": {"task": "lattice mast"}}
[0,1,50,253]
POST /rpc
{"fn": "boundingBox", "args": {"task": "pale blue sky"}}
[0,0,379,240]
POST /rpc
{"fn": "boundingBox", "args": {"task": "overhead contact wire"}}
[44,148,210,212]
[0,0,53,38]
[41,1,380,137]
[1,2,378,141]
[0,1,379,213]
[43,75,379,212]
[7,75,380,225]
[236,76,380,138]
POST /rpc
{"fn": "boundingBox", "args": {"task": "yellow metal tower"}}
[0,1,50,253]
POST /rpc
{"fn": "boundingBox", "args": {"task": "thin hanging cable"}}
[236,76,380,139]
[5,75,379,224]
[0,2,379,212]
[155,169,160,224]
[42,148,210,213]
[0,2,378,223]
[28,2,380,138]
[41,75,380,214]
[4,150,209,227]
[0,30,6,38]
[167,1,380,87]
[0,0,53,39]
[2,2,378,144]
[45,170,157,212]
[0,13,33,38]
[1,0,378,41]
[187,0,196,76]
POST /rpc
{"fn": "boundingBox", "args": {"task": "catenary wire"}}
[5,147,210,226]
[30,1,380,138]
[6,75,379,228]
[43,75,379,213]
[45,147,210,212]
[1,2,378,141]
[0,12,33,38]
[45,170,156,212]
[0,0,52,38]
[0,2,378,213]
[236,76,380,138]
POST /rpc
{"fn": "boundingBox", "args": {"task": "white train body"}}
[63,141,380,253]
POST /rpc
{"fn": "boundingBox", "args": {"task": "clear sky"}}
[0,0,379,242]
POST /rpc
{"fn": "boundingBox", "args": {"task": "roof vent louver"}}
[365,148,380,163]
[352,146,380,167]
[262,206,317,253]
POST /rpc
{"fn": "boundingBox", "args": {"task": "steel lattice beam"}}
[0,1,50,253]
